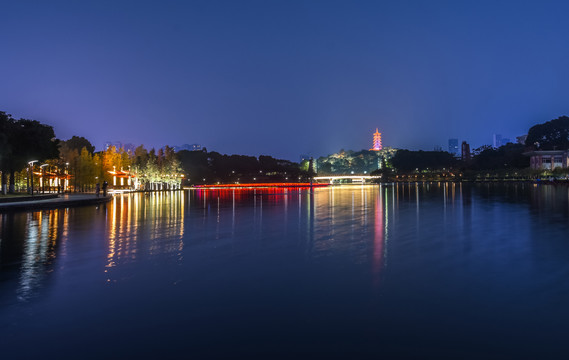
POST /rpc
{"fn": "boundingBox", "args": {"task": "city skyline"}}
[53,126,525,159]
[2,1,569,160]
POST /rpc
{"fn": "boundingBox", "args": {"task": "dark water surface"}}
[1,184,569,358]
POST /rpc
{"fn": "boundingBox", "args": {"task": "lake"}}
[1,184,569,358]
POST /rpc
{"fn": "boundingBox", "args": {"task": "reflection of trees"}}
[528,185,569,219]
[105,192,186,278]
[466,183,569,219]
[0,210,66,301]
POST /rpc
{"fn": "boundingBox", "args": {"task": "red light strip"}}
[195,183,329,188]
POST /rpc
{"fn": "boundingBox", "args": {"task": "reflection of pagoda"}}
[370,128,382,151]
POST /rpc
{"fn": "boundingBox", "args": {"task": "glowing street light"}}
[65,162,70,192]
[28,160,38,195]
[40,164,48,193]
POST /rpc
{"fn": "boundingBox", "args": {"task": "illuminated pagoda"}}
[370,128,382,151]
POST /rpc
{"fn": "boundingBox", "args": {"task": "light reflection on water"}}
[105,191,187,281]
[16,211,62,301]
[2,184,569,357]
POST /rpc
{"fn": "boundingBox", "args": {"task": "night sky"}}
[2,0,569,160]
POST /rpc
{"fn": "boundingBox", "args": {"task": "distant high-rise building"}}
[173,143,203,152]
[493,134,512,148]
[493,134,502,148]
[370,128,382,151]
[448,138,459,156]
[461,141,471,161]
[434,145,443,151]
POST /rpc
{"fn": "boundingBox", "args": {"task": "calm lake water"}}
[1,184,569,358]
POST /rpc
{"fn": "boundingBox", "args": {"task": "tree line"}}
[375,143,531,181]
[177,150,307,184]
[1,112,59,193]
[1,111,309,193]
[373,115,569,180]
[5,110,568,192]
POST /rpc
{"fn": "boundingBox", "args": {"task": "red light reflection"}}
[194,186,317,203]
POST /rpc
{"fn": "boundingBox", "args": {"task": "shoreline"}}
[0,194,113,213]
[0,193,59,203]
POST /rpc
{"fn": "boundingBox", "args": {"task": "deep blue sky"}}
[2,0,569,160]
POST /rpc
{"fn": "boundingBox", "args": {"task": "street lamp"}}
[28,160,38,195]
[65,162,69,193]
[40,164,48,193]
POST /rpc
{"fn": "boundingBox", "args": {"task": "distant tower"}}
[493,134,502,148]
[448,138,459,156]
[461,141,471,161]
[370,128,382,151]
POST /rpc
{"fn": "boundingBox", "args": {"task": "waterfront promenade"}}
[0,194,112,212]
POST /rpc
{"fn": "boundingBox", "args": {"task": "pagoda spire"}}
[370,128,382,151]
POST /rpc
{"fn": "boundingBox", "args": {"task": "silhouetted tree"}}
[259,155,278,172]
[177,149,211,183]
[470,143,528,170]
[177,150,302,184]
[391,150,456,172]
[4,118,59,192]
[60,136,95,155]
[0,112,14,193]
[526,115,569,150]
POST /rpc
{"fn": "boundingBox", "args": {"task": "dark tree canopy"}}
[0,112,14,171]
[60,136,95,154]
[0,113,59,192]
[470,143,528,170]
[259,155,298,173]
[525,115,569,150]
[259,155,278,172]
[390,150,456,172]
[177,149,211,182]
[176,150,303,184]
[208,152,259,177]
[5,118,59,171]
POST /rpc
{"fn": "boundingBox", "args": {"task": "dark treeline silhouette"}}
[5,110,569,190]
[525,115,569,150]
[177,150,306,184]
[1,109,308,192]
[0,111,59,193]
[388,144,529,172]
[389,150,456,172]
[379,143,531,180]
[469,143,528,170]
[378,114,569,179]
